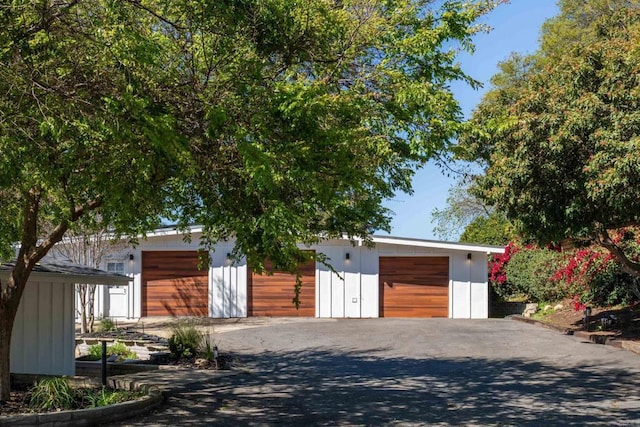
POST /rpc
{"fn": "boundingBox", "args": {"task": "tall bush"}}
[505,247,565,302]
[489,242,520,300]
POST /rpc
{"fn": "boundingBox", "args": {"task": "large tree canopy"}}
[461,0,640,278]
[0,0,497,400]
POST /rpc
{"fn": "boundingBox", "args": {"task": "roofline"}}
[370,235,505,254]
[144,225,204,238]
[142,226,505,254]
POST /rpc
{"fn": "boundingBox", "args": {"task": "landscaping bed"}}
[0,376,144,417]
[535,300,640,340]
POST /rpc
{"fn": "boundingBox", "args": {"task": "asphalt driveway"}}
[116,318,640,426]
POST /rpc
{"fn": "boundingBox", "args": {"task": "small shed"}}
[0,260,129,376]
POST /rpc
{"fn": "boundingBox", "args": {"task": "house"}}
[1,260,129,376]
[83,227,504,320]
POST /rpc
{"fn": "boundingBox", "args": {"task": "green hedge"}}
[505,248,565,302]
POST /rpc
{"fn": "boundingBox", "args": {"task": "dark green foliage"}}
[168,322,203,360]
[504,249,565,302]
[584,263,638,307]
[460,212,513,246]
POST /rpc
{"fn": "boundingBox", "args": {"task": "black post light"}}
[584,306,592,332]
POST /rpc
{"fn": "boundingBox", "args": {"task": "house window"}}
[106,262,125,274]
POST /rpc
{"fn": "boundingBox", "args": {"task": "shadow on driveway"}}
[121,347,640,426]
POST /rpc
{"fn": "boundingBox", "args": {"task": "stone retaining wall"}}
[75,338,168,361]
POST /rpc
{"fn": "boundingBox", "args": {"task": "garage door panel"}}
[142,251,209,317]
[249,256,315,317]
[380,256,449,318]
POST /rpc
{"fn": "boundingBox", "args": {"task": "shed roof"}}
[0,260,130,285]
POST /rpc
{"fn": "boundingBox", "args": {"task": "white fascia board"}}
[144,225,204,238]
[0,271,130,285]
[371,235,505,254]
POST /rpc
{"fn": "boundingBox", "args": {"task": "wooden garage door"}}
[249,258,316,317]
[379,256,449,318]
[142,251,209,317]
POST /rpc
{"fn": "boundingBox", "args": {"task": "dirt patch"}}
[539,300,640,340]
[0,386,30,415]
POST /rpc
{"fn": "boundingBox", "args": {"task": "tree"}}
[462,2,640,288]
[0,0,498,400]
[50,228,126,333]
[459,211,513,246]
[432,179,491,241]
[432,178,513,244]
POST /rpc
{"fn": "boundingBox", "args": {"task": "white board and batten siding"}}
[11,279,76,376]
[7,263,130,377]
[115,228,504,319]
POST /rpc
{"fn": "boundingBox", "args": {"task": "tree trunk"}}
[79,284,88,334]
[0,301,19,402]
[88,284,96,333]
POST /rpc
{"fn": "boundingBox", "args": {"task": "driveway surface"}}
[116,318,640,426]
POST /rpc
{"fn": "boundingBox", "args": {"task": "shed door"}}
[142,251,209,317]
[249,257,316,317]
[379,256,449,318]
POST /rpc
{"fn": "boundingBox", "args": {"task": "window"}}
[106,262,125,274]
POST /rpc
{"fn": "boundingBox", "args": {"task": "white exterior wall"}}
[316,241,378,318]
[11,280,75,376]
[209,242,248,318]
[450,251,489,319]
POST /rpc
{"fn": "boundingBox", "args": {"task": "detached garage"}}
[86,226,504,319]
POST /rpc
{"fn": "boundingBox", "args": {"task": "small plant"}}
[87,341,137,361]
[199,332,217,361]
[29,377,77,411]
[83,387,142,408]
[168,320,202,359]
[96,316,117,333]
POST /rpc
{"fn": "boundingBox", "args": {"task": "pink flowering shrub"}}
[489,230,640,306]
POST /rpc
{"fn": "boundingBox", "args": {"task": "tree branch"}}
[594,224,640,277]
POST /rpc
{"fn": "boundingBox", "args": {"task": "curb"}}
[0,378,163,427]
[511,315,640,356]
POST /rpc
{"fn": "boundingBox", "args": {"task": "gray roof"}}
[0,259,130,285]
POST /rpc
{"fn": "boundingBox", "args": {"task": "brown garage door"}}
[249,257,315,317]
[142,251,209,317]
[379,256,449,318]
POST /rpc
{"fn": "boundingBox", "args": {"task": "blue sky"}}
[379,0,560,241]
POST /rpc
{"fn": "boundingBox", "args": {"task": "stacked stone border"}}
[0,374,163,427]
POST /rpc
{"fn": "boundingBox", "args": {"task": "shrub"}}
[584,261,637,307]
[505,247,565,302]
[82,387,143,408]
[168,321,202,359]
[87,341,138,361]
[96,316,116,333]
[29,377,76,411]
[199,331,217,361]
[551,245,639,307]
[489,242,520,300]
